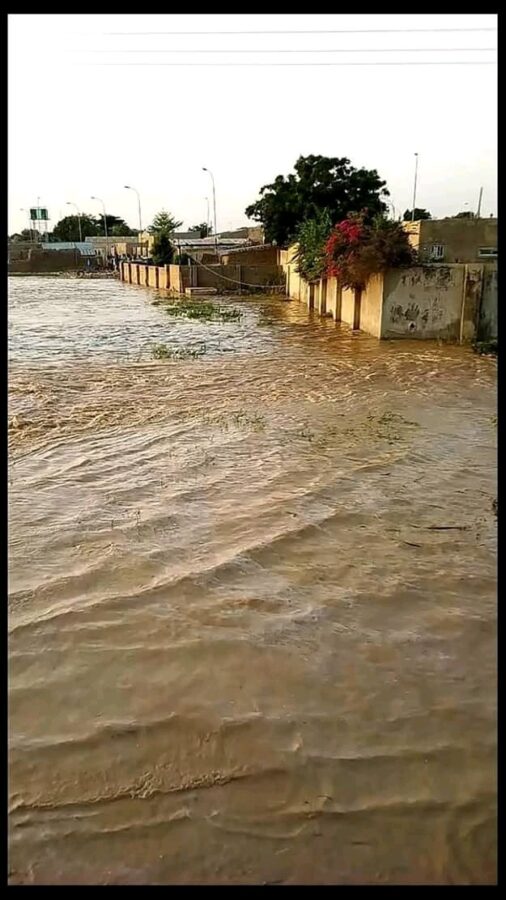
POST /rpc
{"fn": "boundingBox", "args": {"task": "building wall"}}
[381,266,466,340]
[120,262,282,293]
[326,277,341,320]
[282,245,493,343]
[301,277,383,336]
[340,288,356,328]
[478,266,498,341]
[403,218,497,264]
[220,246,279,266]
[9,249,87,273]
[359,274,384,337]
[85,236,146,257]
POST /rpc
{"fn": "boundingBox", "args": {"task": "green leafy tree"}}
[52,213,135,241]
[148,210,183,235]
[151,232,174,265]
[294,210,332,282]
[110,223,137,236]
[101,215,135,235]
[9,229,40,242]
[245,155,389,247]
[52,214,101,241]
[403,208,432,221]
[189,222,212,237]
[454,211,474,219]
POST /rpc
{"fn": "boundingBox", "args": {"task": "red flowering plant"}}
[325,211,416,289]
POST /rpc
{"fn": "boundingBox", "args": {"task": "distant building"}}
[84,236,146,259]
[137,227,264,255]
[220,244,280,266]
[218,226,264,243]
[37,241,97,256]
[403,217,497,264]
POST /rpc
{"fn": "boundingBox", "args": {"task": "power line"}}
[89,61,496,67]
[104,27,497,35]
[89,47,497,54]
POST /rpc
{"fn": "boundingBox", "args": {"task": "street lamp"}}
[124,184,142,235]
[411,153,419,222]
[202,168,218,254]
[204,196,210,235]
[66,201,83,243]
[90,195,109,261]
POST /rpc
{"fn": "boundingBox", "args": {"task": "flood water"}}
[8,276,497,885]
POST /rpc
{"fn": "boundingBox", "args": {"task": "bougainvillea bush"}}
[325,212,416,290]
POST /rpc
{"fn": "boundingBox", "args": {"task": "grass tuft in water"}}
[152,297,242,322]
[201,409,266,432]
[152,343,207,360]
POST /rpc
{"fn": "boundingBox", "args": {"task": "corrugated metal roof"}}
[42,242,97,256]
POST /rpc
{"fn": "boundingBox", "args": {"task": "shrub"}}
[151,233,174,266]
[294,209,332,282]
[325,212,416,289]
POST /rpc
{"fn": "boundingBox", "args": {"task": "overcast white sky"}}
[8,13,497,235]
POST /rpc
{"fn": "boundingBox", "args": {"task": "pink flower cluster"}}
[324,215,365,278]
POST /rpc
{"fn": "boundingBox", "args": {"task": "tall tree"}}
[151,232,174,265]
[403,208,432,221]
[52,214,101,242]
[245,155,389,246]
[110,223,137,236]
[51,213,135,241]
[148,210,183,235]
[101,215,135,235]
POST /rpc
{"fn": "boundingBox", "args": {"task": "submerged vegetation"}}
[472,339,497,357]
[153,297,242,322]
[202,409,266,432]
[151,343,207,360]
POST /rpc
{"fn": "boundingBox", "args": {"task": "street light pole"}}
[66,201,83,243]
[202,168,218,255]
[124,185,142,235]
[91,195,109,263]
[205,196,210,234]
[411,153,419,222]
[476,186,483,218]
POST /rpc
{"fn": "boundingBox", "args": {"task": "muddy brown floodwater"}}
[8,277,497,885]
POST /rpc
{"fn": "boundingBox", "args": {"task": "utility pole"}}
[91,195,109,263]
[203,168,218,255]
[124,185,142,235]
[411,153,419,222]
[205,196,210,235]
[476,186,483,218]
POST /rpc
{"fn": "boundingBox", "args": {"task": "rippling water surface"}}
[8,276,497,884]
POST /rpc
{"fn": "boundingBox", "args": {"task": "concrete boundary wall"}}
[281,247,497,342]
[120,262,284,293]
